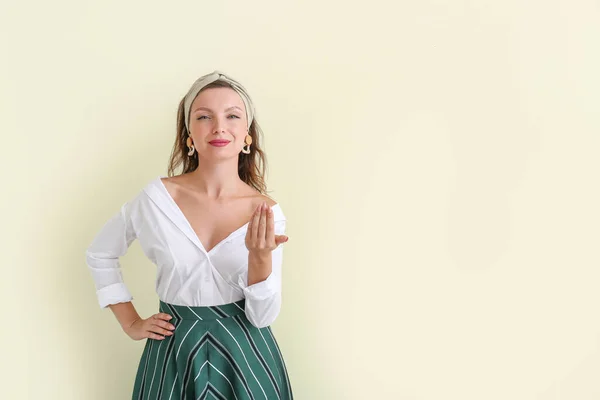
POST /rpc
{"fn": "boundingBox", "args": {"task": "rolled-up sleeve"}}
[237,219,286,328]
[85,201,137,308]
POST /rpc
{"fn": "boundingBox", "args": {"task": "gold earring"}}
[186,136,195,156]
[241,134,252,154]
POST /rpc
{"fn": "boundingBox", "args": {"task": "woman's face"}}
[188,87,248,160]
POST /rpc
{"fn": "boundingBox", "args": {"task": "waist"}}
[159,299,245,320]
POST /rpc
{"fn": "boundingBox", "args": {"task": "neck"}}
[187,158,243,199]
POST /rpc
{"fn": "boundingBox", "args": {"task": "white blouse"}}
[85,176,287,328]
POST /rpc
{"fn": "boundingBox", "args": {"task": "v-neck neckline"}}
[155,176,280,256]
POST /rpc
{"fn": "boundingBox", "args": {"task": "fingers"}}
[250,203,261,240]
[275,234,289,245]
[258,203,267,245]
[266,204,274,244]
[151,316,176,331]
[154,313,173,322]
[146,313,175,340]
[147,332,167,340]
[149,323,174,336]
[247,201,277,251]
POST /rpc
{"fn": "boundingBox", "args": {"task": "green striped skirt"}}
[132,300,293,400]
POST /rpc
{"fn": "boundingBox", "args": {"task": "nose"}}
[213,116,226,134]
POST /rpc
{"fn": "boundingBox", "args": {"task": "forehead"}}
[191,87,245,111]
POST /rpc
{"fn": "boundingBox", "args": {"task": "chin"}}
[201,151,239,161]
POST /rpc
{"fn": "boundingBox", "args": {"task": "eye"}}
[228,114,240,119]
[197,115,209,120]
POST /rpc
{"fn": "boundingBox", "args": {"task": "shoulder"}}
[243,185,278,209]
[242,185,285,220]
[258,195,278,208]
[159,174,185,185]
[159,175,184,193]
[256,194,285,222]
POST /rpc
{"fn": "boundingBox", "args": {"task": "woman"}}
[85,71,293,399]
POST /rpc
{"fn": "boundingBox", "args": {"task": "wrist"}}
[247,251,272,286]
[248,250,271,263]
[122,316,141,332]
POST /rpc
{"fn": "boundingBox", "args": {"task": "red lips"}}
[208,139,231,147]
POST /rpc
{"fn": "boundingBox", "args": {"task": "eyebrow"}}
[193,106,243,113]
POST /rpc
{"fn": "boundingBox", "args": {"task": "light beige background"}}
[1,1,599,399]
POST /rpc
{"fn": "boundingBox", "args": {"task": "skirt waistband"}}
[159,299,246,321]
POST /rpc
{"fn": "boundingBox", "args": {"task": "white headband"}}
[183,70,255,132]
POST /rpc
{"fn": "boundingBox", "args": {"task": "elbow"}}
[245,295,282,328]
[84,248,103,266]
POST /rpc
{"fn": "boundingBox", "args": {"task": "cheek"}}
[231,134,243,145]
[190,122,211,136]
[228,125,246,139]
[229,123,245,134]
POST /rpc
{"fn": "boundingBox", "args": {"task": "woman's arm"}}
[241,202,288,328]
[242,243,285,328]
[85,200,176,340]
[247,251,273,286]
[109,301,142,331]
[109,302,175,340]
[85,202,137,308]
